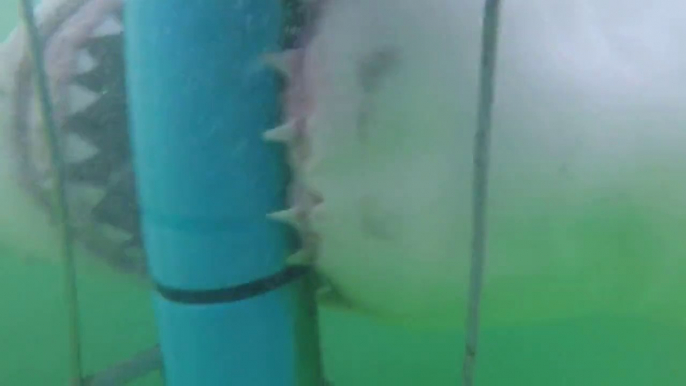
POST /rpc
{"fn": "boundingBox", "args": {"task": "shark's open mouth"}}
[2,0,309,279]
[2,0,144,276]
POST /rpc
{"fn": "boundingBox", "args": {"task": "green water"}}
[323,312,686,385]
[0,246,162,385]
[3,243,686,385]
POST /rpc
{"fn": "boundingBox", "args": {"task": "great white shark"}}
[1,0,685,331]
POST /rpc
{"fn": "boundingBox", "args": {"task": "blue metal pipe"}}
[124,1,297,385]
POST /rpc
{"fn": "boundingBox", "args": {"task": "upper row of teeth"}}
[34,12,122,173]
[72,13,123,101]
[24,10,137,258]
[24,13,122,194]
[61,13,123,162]
[33,15,309,265]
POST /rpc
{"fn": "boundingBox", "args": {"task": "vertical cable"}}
[18,1,84,385]
[462,0,503,385]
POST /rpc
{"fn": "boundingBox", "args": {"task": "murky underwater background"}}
[2,1,686,385]
[4,237,686,385]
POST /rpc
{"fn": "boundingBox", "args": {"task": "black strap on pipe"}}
[154,266,309,305]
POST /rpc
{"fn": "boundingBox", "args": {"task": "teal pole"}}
[124,1,301,384]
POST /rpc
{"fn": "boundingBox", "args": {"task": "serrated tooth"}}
[101,224,133,244]
[64,133,99,163]
[92,15,123,37]
[67,182,106,207]
[262,49,298,78]
[68,84,99,114]
[76,49,97,74]
[286,249,312,266]
[124,246,144,262]
[263,121,296,143]
[65,182,107,222]
[267,208,300,228]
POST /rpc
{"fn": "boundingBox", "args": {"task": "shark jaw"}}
[265,0,686,330]
[0,0,145,276]
[2,0,686,331]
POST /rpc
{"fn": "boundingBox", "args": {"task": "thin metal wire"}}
[18,1,84,385]
[462,0,503,385]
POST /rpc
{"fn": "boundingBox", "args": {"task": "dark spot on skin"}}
[356,48,399,142]
[357,48,399,93]
[359,195,400,241]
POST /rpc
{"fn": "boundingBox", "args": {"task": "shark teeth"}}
[68,84,99,114]
[64,133,99,164]
[262,49,299,78]
[67,182,107,207]
[263,121,297,143]
[262,47,325,267]
[91,15,123,37]
[3,0,153,277]
[286,249,312,266]
[75,49,97,74]
[101,223,134,244]
[267,207,301,229]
